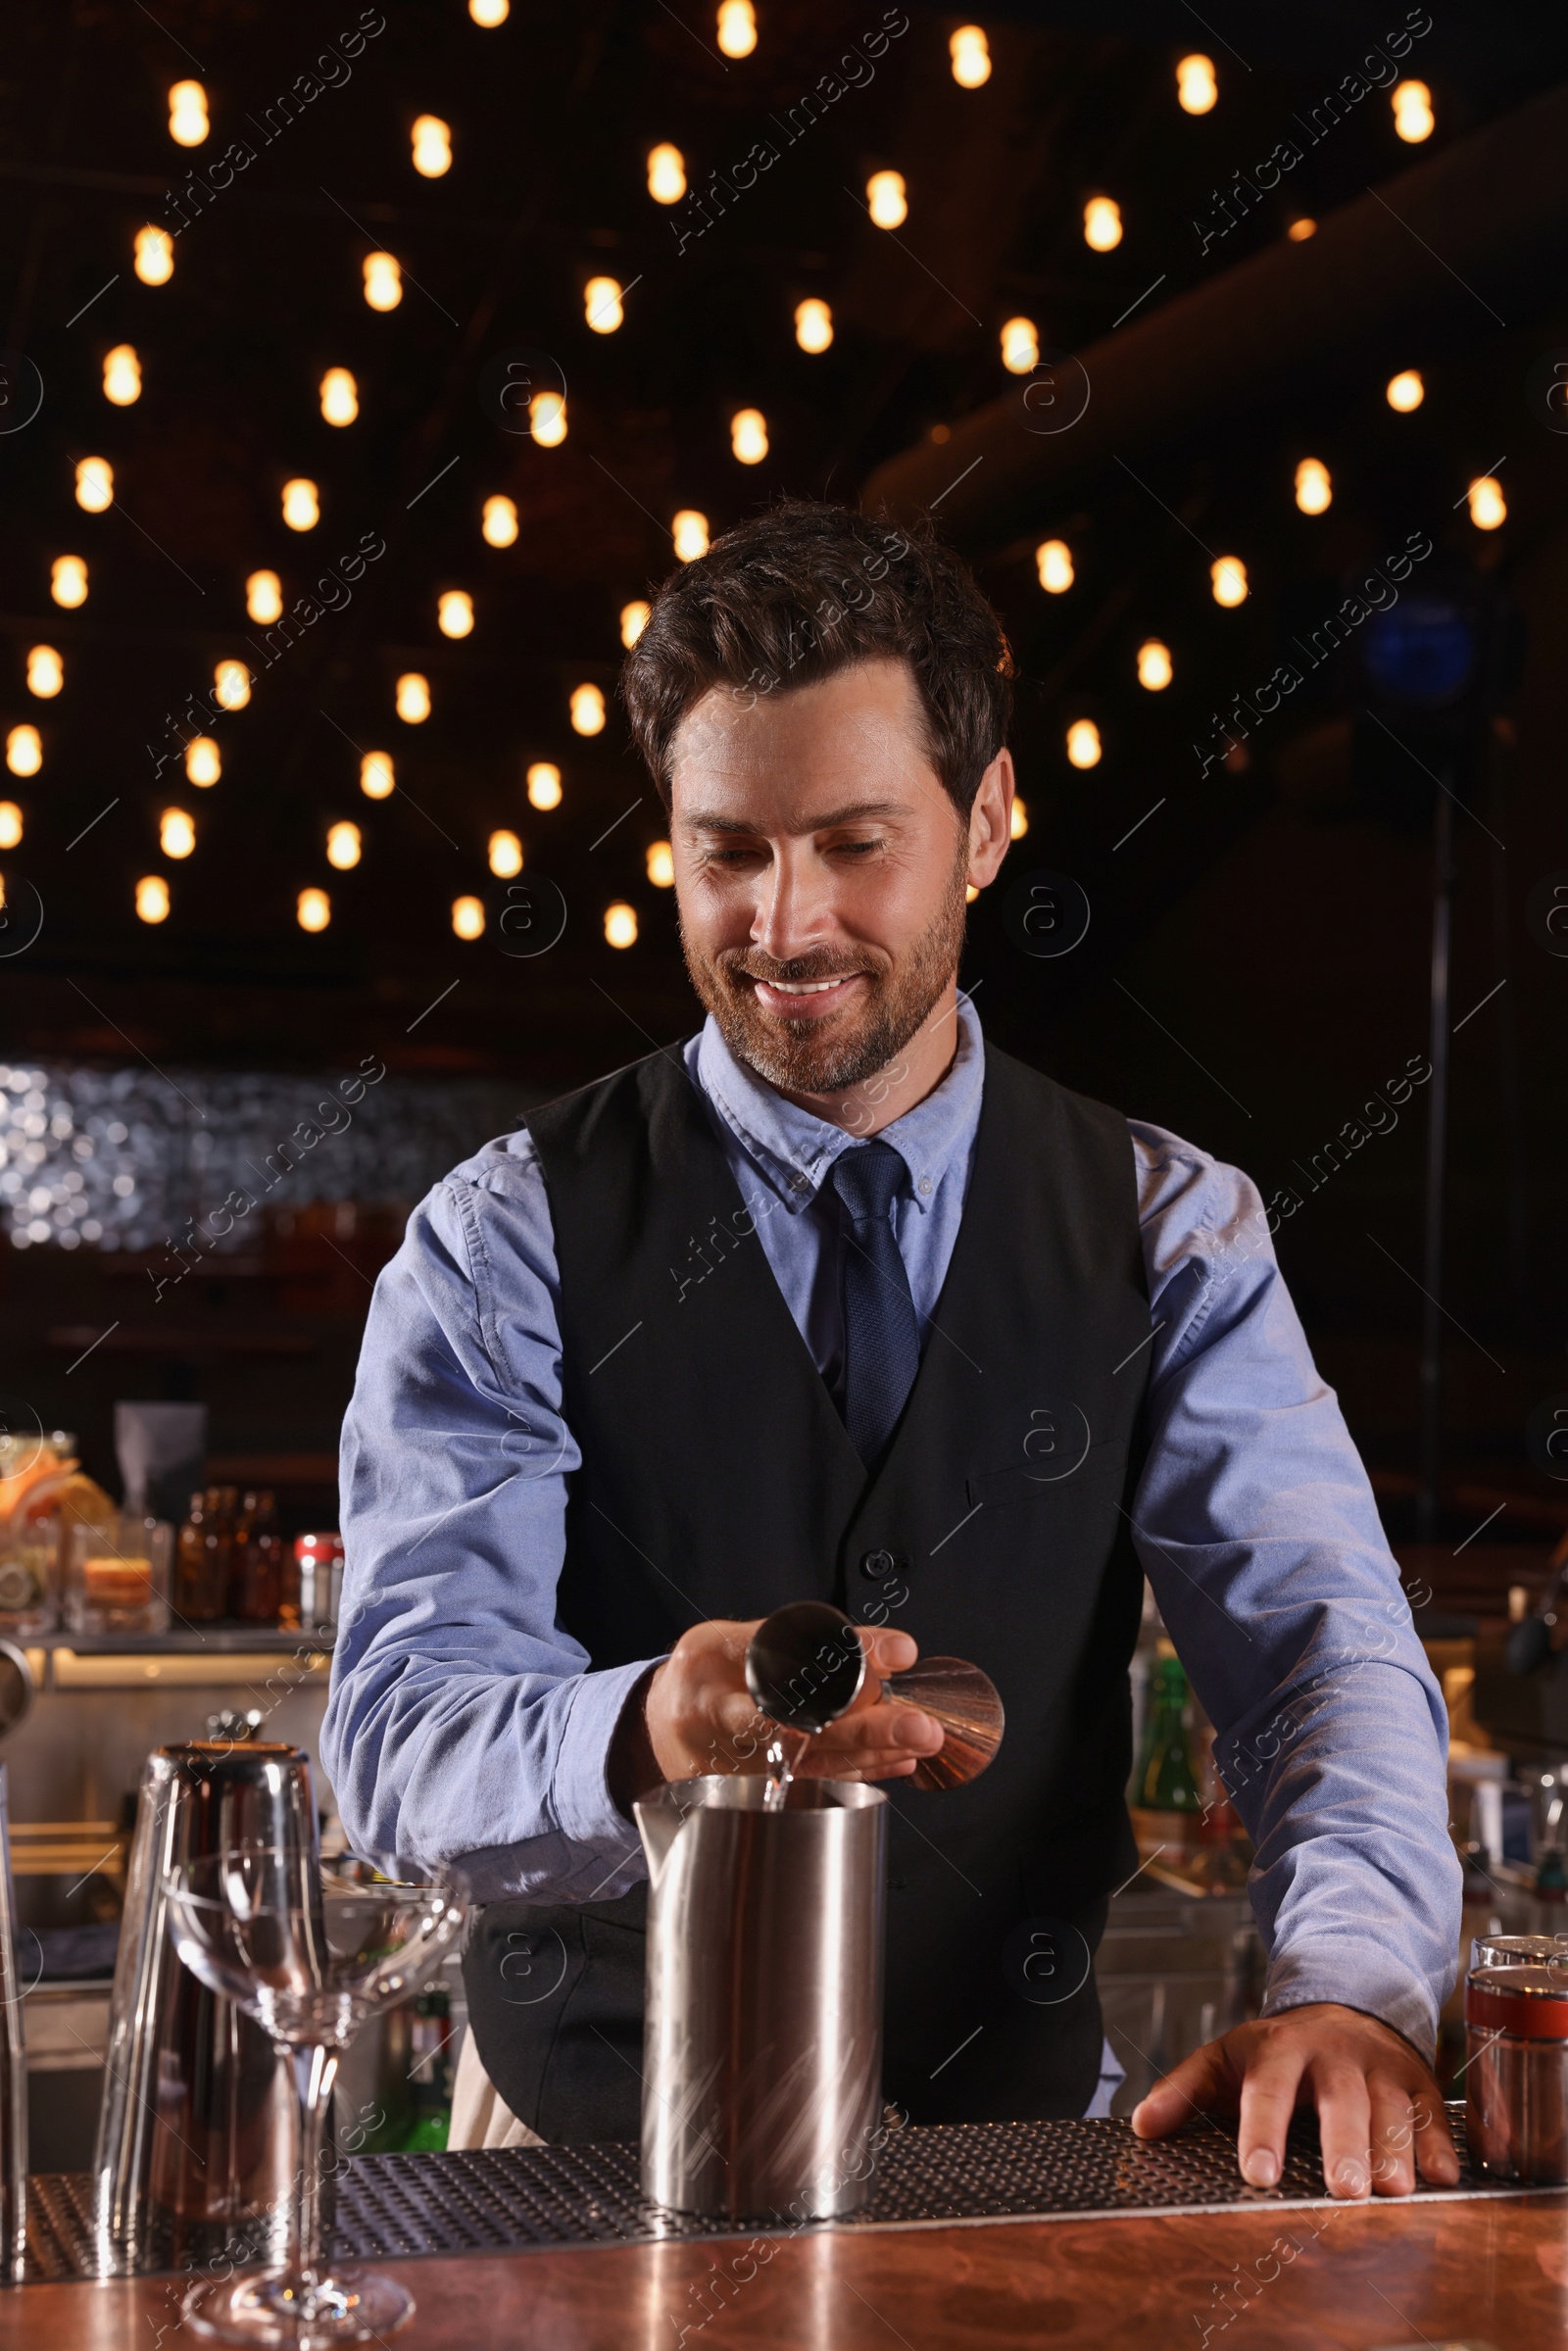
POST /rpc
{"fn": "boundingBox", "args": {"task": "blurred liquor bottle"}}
[1128,1645,1203,1860]
[401,1984,455,2151]
[173,1490,226,1622]
[231,1490,283,1623]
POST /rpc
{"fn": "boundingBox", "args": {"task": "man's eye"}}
[832,838,881,857]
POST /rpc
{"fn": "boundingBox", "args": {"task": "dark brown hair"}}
[620,499,1013,818]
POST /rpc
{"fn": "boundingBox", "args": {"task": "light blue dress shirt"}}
[322,999,1460,2060]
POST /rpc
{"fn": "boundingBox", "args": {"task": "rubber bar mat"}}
[19,2109,1561,2283]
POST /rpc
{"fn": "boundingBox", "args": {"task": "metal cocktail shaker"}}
[93,1741,318,2273]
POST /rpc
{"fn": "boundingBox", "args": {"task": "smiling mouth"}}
[742,971,869,1018]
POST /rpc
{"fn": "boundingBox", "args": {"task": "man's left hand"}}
[1130,2001,1458,2198]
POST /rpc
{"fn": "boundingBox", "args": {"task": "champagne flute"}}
[166,1848,468,2346]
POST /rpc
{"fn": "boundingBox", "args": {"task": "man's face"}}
[669,658,1007,1096]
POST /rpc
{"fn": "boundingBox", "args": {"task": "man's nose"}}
[752,845,833,962]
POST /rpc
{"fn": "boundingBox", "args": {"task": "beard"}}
[681,843,969,1098]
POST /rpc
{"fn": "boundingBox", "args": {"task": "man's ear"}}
[967,747,1014,890]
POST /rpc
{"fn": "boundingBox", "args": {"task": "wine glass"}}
[166,1847,468,2346]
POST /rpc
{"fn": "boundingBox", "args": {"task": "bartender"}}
[322,500,1461,2201]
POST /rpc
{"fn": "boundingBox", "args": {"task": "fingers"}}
[808,1697,943,1778]
[1235,2041,1310,2190]
[1131,2036,1236,2142]
[1310,2063,1375,2198]
[1412,2083,1459,2185]
[1367,2074,1418,2197]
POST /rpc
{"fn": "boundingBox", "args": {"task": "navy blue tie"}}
[832,1141,922,1471]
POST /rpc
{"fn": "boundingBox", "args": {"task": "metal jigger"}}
[744,1599,1004,1790]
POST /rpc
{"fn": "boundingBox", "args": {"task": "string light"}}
[326,820,362,869]
[866,171,907,228]
[364,251,403,310]
[672,510,710,561]
[731,409,768,464]
[489,828,523,877]
[1083,196,1122,251]
[1209,555,1249,607]
[214,660,251,710]
[1294,458,1332,514]
[1036,539,1073,593]
[396,673,430,723]
[50,557,87,609]
[1467,475,1506,530]
[438,590,474,638]
[1387,368,1424,413]
[604,902,638,948]
[1137,640,1173,691]
[1287,218,1316,242]
[5,727,41,777]
[1000,318,1039,375]
[74,457,113,512]
[1393,79,1434,141]
[160,808,195,858]
[570,683,607,735]
[585,275,623,332]
[26,647,63,698]
[361,751,394,800]
[452,895,485,940]
[282,478,318,530]
[104,345,141,405]
[186,738,220,786]
[0,805,22,850]
[412,115,452,176]
[297,887,331,932]
[647,144,686,204]
[646,841,674,887]
[950,25,991,87]
[1009,797,1028,841]
[1066,719,1102,768]
[168,81,208,145]
[319,367,358,426]
[530,390,566,446]
[470,0,509,22]
[134,225,174,285]
[246,569,283,624]
[527,761,563,810]
[716,0,757,60]
[620,600,651,648]
[136,875,170,923]
[482,495,518,548]
[794,297,833,353]
[1176,55,1217,113]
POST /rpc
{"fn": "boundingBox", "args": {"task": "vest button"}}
[859,1548,906,1581]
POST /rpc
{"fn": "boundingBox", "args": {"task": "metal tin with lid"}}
[1466,1937,1568,2182]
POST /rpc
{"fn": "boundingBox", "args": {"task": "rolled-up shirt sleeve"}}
[320,1135,655,1904]
[1128,1122,1461,2061]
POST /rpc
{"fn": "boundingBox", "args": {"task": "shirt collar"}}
[693,994,985,1216]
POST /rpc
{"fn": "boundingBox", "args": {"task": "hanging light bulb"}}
[1001,317,1039,374]
[5,726,41,777]
[134,225,174,285]
[620,600,651,648]
[214,659,251,710]
[866,171,907,229]
[604,902,638,949]
[319,367,358,426]
[396,673,430,723]
[412,115,452,176]
[186,737,220,786]
[1287,217,1316,242]
[297,887,331,932]
[360,750,395,800]
[50,556,87,609]
[730,409,768,464]
[716,0,757,60]
[363,251,403,311]
[438,590,474,638]
[74,456,114,513]
[1393,79,1435,142]
[527,761,563,810]
[794,297,833,353]
[0,805,22,850]
[488,828,523,878]
[26,646,63,698]
[1137,639,1173,691]
[246,569,283,624]
[646,840,674,887]
[647,144,686,204]
[584,275,623,333]
[326,820,362,869]
[1294,457,1332,514]
[530,390,566,446]
[1467,475,1506,530]
[452,895,486,940]
[160,808,195,858]
[1210,556,1249,607]
[470,0,509,22]
[136,874,171,923]
[1176,54,1217,114]
[282,478,319,530]
[1083,196,1122,251]
[103,344,141,405]
[1387,368,1425,413]
[570,683,607,735]
[1065,719,1102,769]
[482,495,518,548]
[949,25,991,87]
[672,510,710,562]
[1009,796,1028,841]
[168,80,208,146]
[1035,539,1073,593]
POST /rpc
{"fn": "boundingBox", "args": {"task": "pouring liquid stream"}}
[762,1728,812,1810]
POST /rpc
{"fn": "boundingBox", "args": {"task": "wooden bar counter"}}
[7,2193,1566,2349]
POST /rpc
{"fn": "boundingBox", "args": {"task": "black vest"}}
[463,1041,1152,2139]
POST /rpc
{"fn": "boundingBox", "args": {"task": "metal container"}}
[93,1740,317,2273]
[634,1774,887,2223]
[0,1761,26,2280]
[1466,1935,1568,2182]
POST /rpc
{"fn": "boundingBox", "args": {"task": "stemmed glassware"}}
[166,1847,468,2346]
